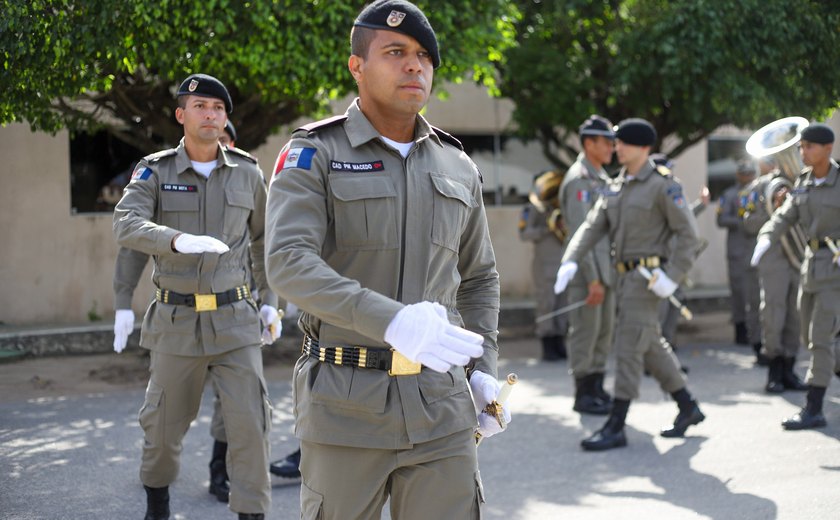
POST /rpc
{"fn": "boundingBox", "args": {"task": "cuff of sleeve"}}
[156,228,181,254]
[114,292,134,310]
[353,291,405,343]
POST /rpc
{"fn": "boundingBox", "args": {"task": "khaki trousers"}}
[758,260,801,358]
[139,346,271,514]
[798,289,840,387]
[566,281,615,377]
[299,429,482,520]
[613,272,686,401]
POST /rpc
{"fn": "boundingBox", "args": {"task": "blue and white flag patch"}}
[282,147,317,171]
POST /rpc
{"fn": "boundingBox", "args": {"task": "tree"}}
[499,0,840,168]
[1,0,517,151]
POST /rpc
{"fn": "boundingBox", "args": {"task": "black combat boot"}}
[781,357,808,391]
[238,514,265,520]
[782,386,827,430]
[735,321,749,345]
[553,335,568,359]
[270,448,302,479]
[208,440,230,503]
[581,399,629,451]
[592,372,613,407]
[661,389,705,438]
[765,356,785,394]
[573,374,610,415]
[144,485,170,520]
[541,336,561,361]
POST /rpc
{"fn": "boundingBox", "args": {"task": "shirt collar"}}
[174,138,234,175]
[344,98,441,149]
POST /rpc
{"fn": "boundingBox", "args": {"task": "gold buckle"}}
[389,350,421,376]
[194,293,218,312]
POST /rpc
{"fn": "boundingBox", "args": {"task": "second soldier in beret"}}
[554,117,707,451]
[265,1,505,518]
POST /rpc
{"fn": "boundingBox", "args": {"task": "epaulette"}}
[295,115,348,136]
[144,148,177,163]
[226,146,258,164]
[656,165,672,177]
[431,125,464,151]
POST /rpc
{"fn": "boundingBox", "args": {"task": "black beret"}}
[800,123,835,145]
[224,120,237,142]
[579,114,615,139]
[177,73,233,113]
[354,0,440,68]
[614,118,657,147]
[736,159,756,175]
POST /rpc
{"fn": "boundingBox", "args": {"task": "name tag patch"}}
[162,184,197,192]
[330,160,385,172]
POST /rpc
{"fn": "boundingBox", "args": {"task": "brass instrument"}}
[745,117,810,269]
[528,169,567,242]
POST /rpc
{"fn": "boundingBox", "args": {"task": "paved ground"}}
[2,311,839,519]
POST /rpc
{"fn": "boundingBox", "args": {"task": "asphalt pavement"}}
[2,311,839,519]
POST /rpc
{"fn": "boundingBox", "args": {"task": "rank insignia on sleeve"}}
[131,166,152,181]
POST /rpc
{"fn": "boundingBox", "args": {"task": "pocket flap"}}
[161,192,199,211]
[225,189,255,210]
[330,175,396,202]
[431,173,477,208]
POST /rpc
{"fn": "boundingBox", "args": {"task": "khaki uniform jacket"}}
[562,160,699,283]
[113,139,276,356]
[265,100,500,449]
[759,160,840,292]
[743,173,795,270]
[717,183,753,260]
[559,155,615,288]
[518,202,564,279]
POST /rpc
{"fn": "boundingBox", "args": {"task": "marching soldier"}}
[557,115,616,414]
[752,123,840,430]
[519,170,568,361]
[741,159,807,393]
[554,118,705,451]
[717,162,759,347]
[114,74,279,520]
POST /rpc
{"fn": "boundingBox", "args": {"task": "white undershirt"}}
[380,136,413,158]
[191,160,217,178]
[814,176,827,186]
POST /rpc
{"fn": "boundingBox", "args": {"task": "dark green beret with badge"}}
[354,0,440,68]
[177,73,233,113]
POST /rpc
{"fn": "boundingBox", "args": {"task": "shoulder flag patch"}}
[131,166,152,181]
[274,146,317,176]
[576,190,590,202]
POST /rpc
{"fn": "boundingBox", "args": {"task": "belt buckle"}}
[194,293,218,312]
[388,350,421,376]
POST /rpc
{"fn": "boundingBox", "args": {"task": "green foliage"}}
[500,0,840,167]
[1,0,517,151]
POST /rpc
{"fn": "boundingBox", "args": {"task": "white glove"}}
[469,371,512,439]
[384,302,484,373]
[113,309,135,353]
[260,305,282,345]
[553,261,578,294]
[750,237,771,266]
[173,233,229,254]
[649,267,678,298]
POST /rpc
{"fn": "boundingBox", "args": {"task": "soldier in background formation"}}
[519,169,568,361]
[554,118,705,451]
[716,161,761,352]
[557,115,616,414]
[752,123,840,430]
[741,158,807,393]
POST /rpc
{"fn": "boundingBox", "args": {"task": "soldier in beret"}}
[752,122,840,430]
[554,118,706,451]
[114,73,280,520]
[557,114,616,415]
[265,1,505,518]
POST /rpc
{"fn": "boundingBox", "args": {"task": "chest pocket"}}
[329,174,398,251]
[160,191,200,232]
[223,189,254,240]
[431,173,477,252]
[624,195,654,223]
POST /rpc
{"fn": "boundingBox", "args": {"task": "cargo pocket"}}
[160,191,200,232]
[300,482,325,520]
[430,173,477,252]
[329,174,398,251]
[418,368,467,404]
[138,381,165,444]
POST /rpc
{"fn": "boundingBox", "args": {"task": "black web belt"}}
[302,335,421,376]
[615,256,666,274]
[155,285,251,312]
